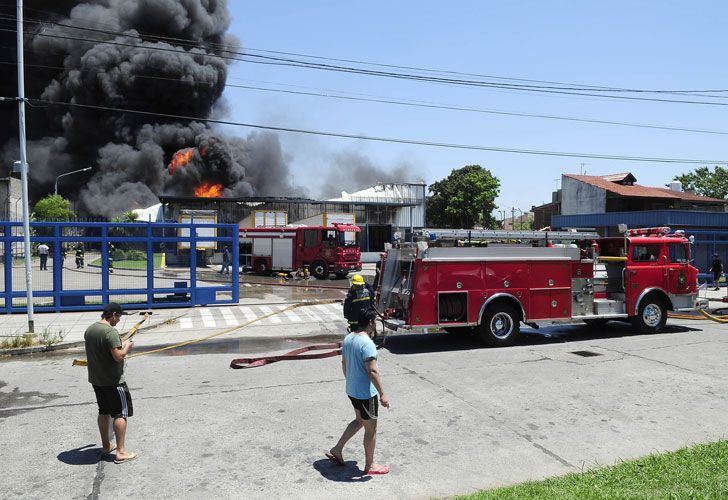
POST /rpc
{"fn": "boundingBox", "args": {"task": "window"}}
[321,230,336,247]
[303,230,317,248]
[631,244,661,262]
[668,243,688,263]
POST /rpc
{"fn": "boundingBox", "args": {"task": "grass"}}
[0,328,66,349]
[459,440,728,500]
[89,253,163,270]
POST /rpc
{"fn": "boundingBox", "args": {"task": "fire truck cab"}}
[377,227,707,346]
[239,223,362,279]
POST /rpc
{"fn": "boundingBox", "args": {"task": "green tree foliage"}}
[111,210,139,223]
[32,194,75,221]
[427,165,501,228]
[673,166,728,200]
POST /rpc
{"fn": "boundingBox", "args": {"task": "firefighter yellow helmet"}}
[351,274,365,285]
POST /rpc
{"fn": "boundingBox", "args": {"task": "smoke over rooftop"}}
[0,0,303,216]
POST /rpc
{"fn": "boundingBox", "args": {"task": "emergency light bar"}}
[626,227,671,236]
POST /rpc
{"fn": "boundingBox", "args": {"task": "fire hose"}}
[668,309,728,322]
[230,343,342,369]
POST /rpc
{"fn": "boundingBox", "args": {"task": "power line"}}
[1,19,728,106]
[2,57,727,137]
[2,12,727,98]
[2,95,725,165]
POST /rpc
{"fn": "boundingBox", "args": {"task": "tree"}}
[673,166,728,200]
[111,210,139,223]
[427,165,500,228]
[32,194,75,221]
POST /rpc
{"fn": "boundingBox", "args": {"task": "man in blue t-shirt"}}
[326,310,390,475]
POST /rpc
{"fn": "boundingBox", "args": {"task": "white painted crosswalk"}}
[177,302,346,330]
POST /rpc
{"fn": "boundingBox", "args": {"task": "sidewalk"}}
[0,297,345,355]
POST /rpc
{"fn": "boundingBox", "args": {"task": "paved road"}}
[1,317,728,499]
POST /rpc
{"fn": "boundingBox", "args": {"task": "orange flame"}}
[168,147,196,174]
[194,181,223,198]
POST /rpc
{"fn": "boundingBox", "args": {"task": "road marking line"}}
[314,303,340,320]
[299,306,323,322]
[179,317,193,329]
[237,306,257,322]
[243,283,252,287]
[258,305,281,323]
[280,306,303,323]
[219,307,238,326]
[199,308,216,328]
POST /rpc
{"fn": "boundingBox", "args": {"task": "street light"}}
[55,166,92,196]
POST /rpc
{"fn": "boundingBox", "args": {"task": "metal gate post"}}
[53,223,62,312]
[146,223,154,307]
[231,225,239,300]
[3,222,10,313]
[101,224,109,306]
[189,220,197,306]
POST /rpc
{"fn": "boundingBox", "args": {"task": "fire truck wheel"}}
[311,260,328,280]
[477,304,520,347]
[254,259,270,275]
[632,297,667,333]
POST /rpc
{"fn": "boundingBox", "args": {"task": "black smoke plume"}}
[0,0,302,217]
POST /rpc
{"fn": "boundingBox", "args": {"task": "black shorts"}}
[348,395,378,420]
[93,382,133,419]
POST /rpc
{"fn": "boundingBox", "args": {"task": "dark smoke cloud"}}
[0,0,303,217]
[320,150,424,199]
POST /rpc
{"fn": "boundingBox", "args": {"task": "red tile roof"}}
[564,174,725,203]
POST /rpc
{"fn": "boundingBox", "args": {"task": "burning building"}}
[0,0,302,217]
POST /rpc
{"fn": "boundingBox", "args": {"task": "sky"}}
[221,1,728,218]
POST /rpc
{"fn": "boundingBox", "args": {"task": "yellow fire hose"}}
[72,312,152,366]
[71,300,342,366]
[668,309,728,322]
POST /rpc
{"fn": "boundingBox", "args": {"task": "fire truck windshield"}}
[332,230,356,248]
[377,247,416,317]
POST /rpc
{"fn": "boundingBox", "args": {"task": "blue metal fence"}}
[0,221,239,313]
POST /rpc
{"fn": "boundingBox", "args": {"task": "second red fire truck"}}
[239,223,362,279]
[377,227,707,346]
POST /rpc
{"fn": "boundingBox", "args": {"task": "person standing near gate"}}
[108,243,115,274]
[38,242,49,271]
[711,253,723,291]
[220,246,231,275]
[75,244,85,269]
[84,302,138,464]
[326,309,390,475]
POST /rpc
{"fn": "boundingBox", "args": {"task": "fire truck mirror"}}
[618,224,628,234]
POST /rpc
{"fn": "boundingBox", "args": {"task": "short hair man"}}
[326,310,390,475]
[84,302,137,464]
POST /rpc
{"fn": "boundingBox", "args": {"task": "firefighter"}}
[75,244,85,269]
[344,274,374,331]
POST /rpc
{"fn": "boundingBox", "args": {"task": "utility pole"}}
[16,0,34,333]
[511,207,515,231]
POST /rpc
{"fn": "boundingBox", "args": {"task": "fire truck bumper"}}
[673,297,709,312]
[333,263,362,273]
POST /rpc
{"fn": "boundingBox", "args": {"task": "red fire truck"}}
[377,227,707,346]
[239,223,362,279]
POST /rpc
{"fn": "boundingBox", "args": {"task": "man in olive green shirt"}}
[85,302,137,464]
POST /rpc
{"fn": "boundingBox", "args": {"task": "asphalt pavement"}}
[1,309,728,498]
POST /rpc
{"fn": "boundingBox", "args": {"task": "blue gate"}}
[0,221,239,313]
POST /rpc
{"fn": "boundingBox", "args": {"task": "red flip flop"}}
[325,452,345,466]
[365,465,390,475]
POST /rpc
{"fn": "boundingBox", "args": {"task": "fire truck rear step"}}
[592,298,626,315]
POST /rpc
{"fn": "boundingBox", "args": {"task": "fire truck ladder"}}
[419,228,600,242]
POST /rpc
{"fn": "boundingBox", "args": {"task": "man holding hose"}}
[84,302,138,464]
